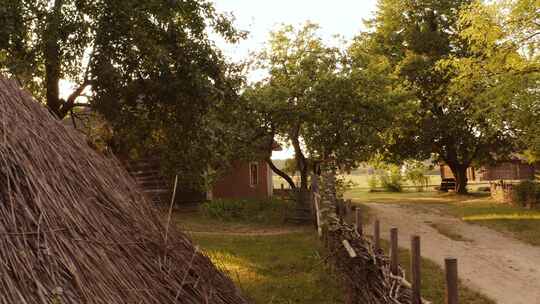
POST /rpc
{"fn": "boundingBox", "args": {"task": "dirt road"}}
[368,203,540,304]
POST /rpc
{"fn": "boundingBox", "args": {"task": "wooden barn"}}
[478,156,539,181]
[439,155,538,192]
[210,141,282,200]
[210,160,274,200]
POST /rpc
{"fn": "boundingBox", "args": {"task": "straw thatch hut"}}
[0,77,248,303]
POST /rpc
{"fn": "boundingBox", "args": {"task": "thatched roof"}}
[0,77,248,304]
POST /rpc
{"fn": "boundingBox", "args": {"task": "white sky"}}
[212,0,378,64]
[211,0,379,159]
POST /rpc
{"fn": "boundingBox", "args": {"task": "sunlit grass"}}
[192,232,344,304]
[463,214,540,221]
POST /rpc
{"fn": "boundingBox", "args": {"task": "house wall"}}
[440,165,477,181]
[212,160,272,200]
[479,161,536,181]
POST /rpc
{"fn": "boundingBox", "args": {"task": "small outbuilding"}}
[211,142,282,200]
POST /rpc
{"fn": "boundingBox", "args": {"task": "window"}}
[250,162,259,187]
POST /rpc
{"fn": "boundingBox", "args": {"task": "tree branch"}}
[266,157,296,189]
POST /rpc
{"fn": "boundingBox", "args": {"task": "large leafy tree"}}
[245,23,389,191]
[367,0,520,193]
[0,0,246,189]
[457,0,540,161]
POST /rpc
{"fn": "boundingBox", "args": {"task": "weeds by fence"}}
[312,169,460,304]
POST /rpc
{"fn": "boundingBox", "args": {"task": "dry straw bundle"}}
[0,77,248,304]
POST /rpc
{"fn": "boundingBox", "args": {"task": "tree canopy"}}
[0,0,247,189]
[243,23,391,190]
[364,0,534,193]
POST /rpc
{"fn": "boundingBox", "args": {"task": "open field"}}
[345,189,540,246]
[171,207,495,304]
[274,174,490,191]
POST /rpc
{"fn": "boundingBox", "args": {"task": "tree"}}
[366,0,519,193]
[457,0,540,162]
[245,23,389,193]
[0,0,242,119]
[0,0,246,189]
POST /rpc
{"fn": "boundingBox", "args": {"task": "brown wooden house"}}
[478,157,539,181]
[439,155,539,185]
[210,160,274,200]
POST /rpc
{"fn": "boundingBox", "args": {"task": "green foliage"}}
[335,175,356,198]
[362,0,525,193]
[243,23,390,189]
[200,198,293,224]
[367,176,379,191]
[378,166,404,193]
[512,181,540,207]
[0,0,247,191]
[404,161,430,192]
[282,158,298,177]
[457,0,540,160]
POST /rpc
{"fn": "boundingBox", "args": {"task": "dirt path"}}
[368,203,540,304]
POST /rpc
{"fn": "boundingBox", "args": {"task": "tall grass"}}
[200,198,294,224]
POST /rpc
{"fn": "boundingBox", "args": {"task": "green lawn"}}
[193,232,344,304]
[446,201,540,246]
[171,205,494,304]
[346,189,540,246]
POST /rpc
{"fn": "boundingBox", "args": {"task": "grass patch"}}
[192,232,344,304]
[200,198,293,225]
[446,202,540,246]
[427,223,471,242]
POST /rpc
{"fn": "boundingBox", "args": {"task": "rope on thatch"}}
[0,76,249,304]
[318,169,429,304]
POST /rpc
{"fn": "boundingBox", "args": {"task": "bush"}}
[404,161,430,192]
[367,176,379,191]
[200,198,293,224]
[379,167,404,192]
[512,181,540,207]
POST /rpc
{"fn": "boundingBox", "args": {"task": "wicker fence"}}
[312,170,460,304]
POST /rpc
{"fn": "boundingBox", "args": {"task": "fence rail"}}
[312,170,460,304]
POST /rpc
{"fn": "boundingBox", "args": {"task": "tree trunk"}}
[449,163,468,194]
[44,0,64,118]
[266,158,296,189]
[290,125,309,191]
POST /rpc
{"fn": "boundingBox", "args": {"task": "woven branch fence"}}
[0,76,249,304]
[313,169,460,304]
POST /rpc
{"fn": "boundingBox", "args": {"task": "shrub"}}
[512,181,540,207]
[379,167,404,192]
[200,198,293,224]
[404,161,430,192]
[367,176,379,191]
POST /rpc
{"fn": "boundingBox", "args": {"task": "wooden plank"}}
[445,258,459,304]
[313,193,322,237]
[390,227,399,275]
[342,239,357,258]
[374,219,380,252]
[411,235,421,304]
[355,208,363,236]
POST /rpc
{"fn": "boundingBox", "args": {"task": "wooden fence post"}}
[411,236,421,304]
[373,219,380,252]
[445,258,458,304]
[390,227,399,275]
[355,208,363,236]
